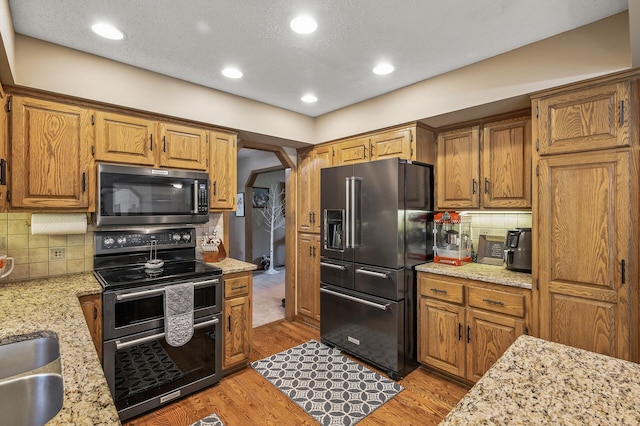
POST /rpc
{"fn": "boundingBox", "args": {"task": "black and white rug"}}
[251,340,403,426]
[190,413,224,426]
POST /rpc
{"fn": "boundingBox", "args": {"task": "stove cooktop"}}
[94,259,222,290]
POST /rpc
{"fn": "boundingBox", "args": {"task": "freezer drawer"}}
[354,264,406,300]
[320,285,404,375]
[320,258,354,289]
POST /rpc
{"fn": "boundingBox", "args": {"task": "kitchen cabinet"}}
[0,87,8,212]
[209,130,237,210]
[9,96,93,209]
[79,294,102,362]
[94,110,156,166]
[418,272,531,383]
[296,233,320,326]
[436,115,531,210]
[531,71,639,362]
[222,271,252,370]
[297,145,332,233]
[158,122,208,170]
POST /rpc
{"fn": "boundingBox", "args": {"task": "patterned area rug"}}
[190,413,224,426]
[251,340,403,426]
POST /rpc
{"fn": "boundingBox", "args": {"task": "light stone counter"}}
[0,273,120,426]
[440,335,640,425]
[208,257,258,274]
[416,262,532,289]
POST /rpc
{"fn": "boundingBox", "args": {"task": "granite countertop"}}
[416,262,532,289]
[440,335,640,425]
[0,273,120,426]
[208,257,257,274]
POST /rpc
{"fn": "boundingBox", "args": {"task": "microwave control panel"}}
[198,182,209,212]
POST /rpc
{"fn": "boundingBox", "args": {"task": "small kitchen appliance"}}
[433,212,472,266]
[94,227,223,422]
[504,228,532,273]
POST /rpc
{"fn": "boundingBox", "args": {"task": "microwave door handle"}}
[192,180,199,214]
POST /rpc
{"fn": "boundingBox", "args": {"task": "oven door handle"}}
[115,278,220,301]
[115,316,220,350]
[320,287,389,311]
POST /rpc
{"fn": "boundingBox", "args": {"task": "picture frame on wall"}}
[252,187,269,208]
[236,193,245,217]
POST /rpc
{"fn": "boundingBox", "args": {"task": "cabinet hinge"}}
[535,105,539,118]
[91,114,95,125]
[332,147,335,157]
[206,134,209,143]
[525,327,529,335]
[5,98,10,112]
[536,165,539,177]
[410,130,413,142]
[536,279,539,290]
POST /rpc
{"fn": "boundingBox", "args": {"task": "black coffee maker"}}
[504,228,532,273]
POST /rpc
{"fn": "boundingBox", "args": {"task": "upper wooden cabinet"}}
[94,111,155,166]
[436,115,531,210]
[95,111,209,170]
[535,81,630,156]
[158,122,208,170]
[9,96,93,209]
[297,145,332,233]
[209,130,237,210]
[334,125,435,166]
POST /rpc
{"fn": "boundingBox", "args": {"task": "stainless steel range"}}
[93,227,223,422]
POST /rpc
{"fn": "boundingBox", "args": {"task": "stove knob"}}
[182,233,191,241]
[103,237,115,248]
[172,234,181,242]
[117,236,127,246]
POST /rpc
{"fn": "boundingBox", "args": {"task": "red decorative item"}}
[433,212,472,266]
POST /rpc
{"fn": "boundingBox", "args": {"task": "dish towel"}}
[164,282,194,347]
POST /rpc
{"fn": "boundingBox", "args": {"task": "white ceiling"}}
[7,0,629,118]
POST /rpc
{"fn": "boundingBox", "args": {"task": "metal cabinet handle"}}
[231,285,247,290]
[472,179,477,194]
[430,288,447,294]
[320,287,389,311]
[115,317,219,350]
[355,268,389,279]
[163,135,167,152]
[320,262,346,271]
[482,298,505,306]
[467,325,471,343]
[484,178,489,194]
[458,323,462,340]
[150,134,153,151]
[620,100,625,125]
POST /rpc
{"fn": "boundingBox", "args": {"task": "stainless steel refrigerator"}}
[319,157,433,379]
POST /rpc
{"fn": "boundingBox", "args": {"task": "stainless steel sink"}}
[0,335,64,425]
[0,373,64,426]
[0,336,60,379]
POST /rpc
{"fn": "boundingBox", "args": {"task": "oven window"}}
[114,287,217,328]
[113,325,218,410]
[101,173,195,216]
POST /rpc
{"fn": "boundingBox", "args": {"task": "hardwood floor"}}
[124,320,469,426]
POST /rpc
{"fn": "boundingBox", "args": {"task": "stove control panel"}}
[95,228,197,253]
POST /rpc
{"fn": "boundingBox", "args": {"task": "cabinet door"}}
[209,131,237,210]
[297,233,320,321]
[297,150,314,233]
[0,90,8,211]
[223,295,251,369]
[11,96,92,208]
[536,82,630,155]
[334,137,369,166]
[466,309,524,382]
[482,117,531,208]
[312,146,332,233]
[537,150,631,359]
[79,294,102,362]
[436,126,480,210]
[94,111,155,166]
[158,122,208,170]
[419,298,465,377]
[369,128,412,161]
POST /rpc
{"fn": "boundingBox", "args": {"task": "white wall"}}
[252,170,286,267]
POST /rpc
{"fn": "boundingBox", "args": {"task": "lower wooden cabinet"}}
[222,271,252,370]
[418,272,531,383]
[78,293,102,362]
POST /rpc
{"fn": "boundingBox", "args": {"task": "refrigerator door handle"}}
[320,261,347,271]
[345,177,351,249]
[320,287,390,311]
[355,268,389,279]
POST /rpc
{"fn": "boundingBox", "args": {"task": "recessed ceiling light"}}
[290,16,318,34]
[373,63,394,75]
[91,22,124,40]
[301,94,318,103]
[222,67,243,79]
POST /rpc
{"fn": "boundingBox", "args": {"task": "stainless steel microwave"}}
[97,163,209,226]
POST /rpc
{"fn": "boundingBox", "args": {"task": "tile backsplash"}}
[458,211,532,256]
[1,212,223,282]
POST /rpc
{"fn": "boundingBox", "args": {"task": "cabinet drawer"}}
[468,286,524,317]
[420,277,464,304]
[224,274,250,298]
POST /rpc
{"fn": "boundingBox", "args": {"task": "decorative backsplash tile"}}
[458,211,532,257]
[0,212,224,283]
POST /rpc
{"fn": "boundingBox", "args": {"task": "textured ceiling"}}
[8,0,628,117]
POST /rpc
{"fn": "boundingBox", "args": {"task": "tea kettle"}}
[504,228,532,273]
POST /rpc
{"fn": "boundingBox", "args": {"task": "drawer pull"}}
[483,298,504,306]
[231,285,247,290]
[430,288,447,294]
[320,262,347,271]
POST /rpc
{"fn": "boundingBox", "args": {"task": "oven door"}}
[103,277,222,340]
[103,313,222,421]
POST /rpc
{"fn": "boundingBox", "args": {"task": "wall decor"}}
[236,193,245,217]
[252,187,269,208]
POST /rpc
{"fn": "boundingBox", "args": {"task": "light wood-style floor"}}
[124,320,469,426]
